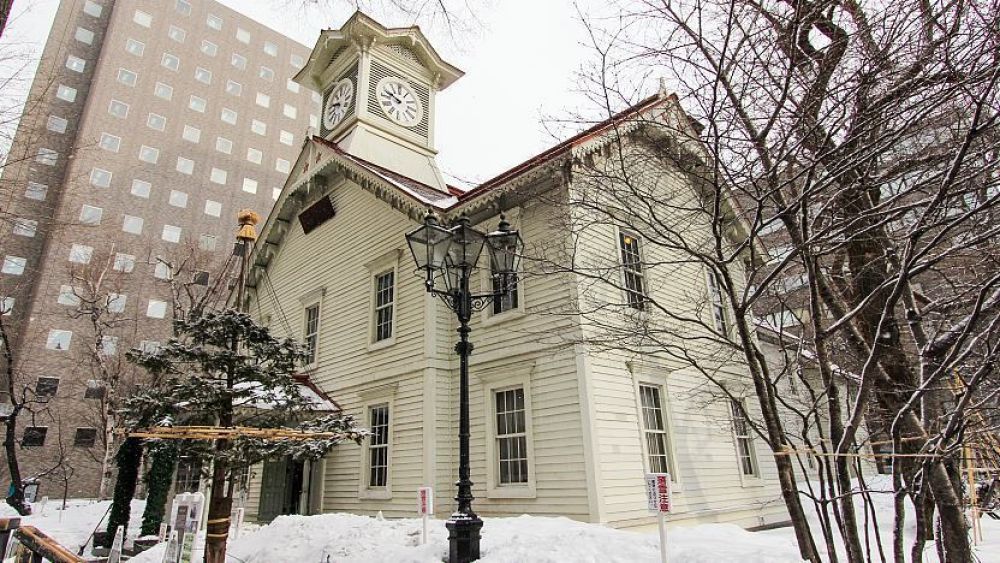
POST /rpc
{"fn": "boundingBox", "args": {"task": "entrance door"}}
[258,457,305,523]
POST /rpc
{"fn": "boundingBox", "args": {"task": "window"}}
[251,119,266,135]
[619,232,647,310]
[273,187,282,201]
[279,130,294,145]
[495,387,529,485]
[25,182,48,201]
[147,113,166,131]
[731,399,758,477]
[66,55,86,73]
[169,190,188,208]
[117,68,137,86]
[201,40,218,56]
[176,156,194,175]
[225,81,242,98]
[309,114,319,129]
[206,14,222,30]
[255,92,270,108]
[106,293,126,313]
[131,179,151,198]
[198,235,216,252]
[133,9,152,27]
[114,253,136,272]
[56,84,77,102]
[13,219,36,237]
[99,133,120,152]
[35,377,59,397]
[74,428,98,447]
[373,270,395,342]
[90,168,111,188]
[204,200,222,217]
[303,304,319,365]
[138,145,159,164]
[108,100,128,119]
[210,168,227,185]
[69,244,93,264]
[215,137,233,154]
[154,262,172,280]
[246,148,262,164]
[242,178,258,194]
[100,336,118,356]
[276,158,291,173]
[182,125,201,143]
[125,38,145,56]
[174,457,202,493]
[264,41,278,56]
[146,300,167,318]
[85,380,106,399]
[168,25,186,43]
[188,95,206,112]
[290,53,304,68]
[259,66,274,81]
[161,53,180,71]
[231,53,247,70]
[122,215,143,234]
[367,404,390,488]
[491,260,519,316]
[162,225,182,243]
[639,384,673,474]
[236,27,250,43]
[57,285,80,306]
[221,108,237,125]
[36,148,58,166]
[46,115,68,133]
[79,205,103,225]
[707,271,728,333]
[0,297,12,315]
[46,329,72,350]
[176,0,192,15]
[1,256,26,275]
[283,104,297,119]
[154,81,173,100]
[195,67,212,84]
[75,27,94,44]
[23,427,47,447]
[83,0,102,17]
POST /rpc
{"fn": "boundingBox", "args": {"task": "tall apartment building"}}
[0,0,317,497]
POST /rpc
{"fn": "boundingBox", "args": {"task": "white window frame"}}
[46,329,72,350]
[147,112,166,131]
[117,68,137,87]
[484,374,536,498]
[201,40,218,57]
[617,228,648,310]
[182,125,200,143]
[707,269,729,334]
[154,82,173,100]
[366,251,399,350]
[99,133,120,153]
[56,84,77,102]
[636,382,677,478]
[46,115,68,133]
[358,384,396,501]
[161,52,180,71]
[130,179,151,198]
[125,38,144,56]
[204,200,222,217]
[730,398,762,483]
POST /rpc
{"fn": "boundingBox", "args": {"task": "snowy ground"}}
[4,480,999,562]
[0,498,145,554]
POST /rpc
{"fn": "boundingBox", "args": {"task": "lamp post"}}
[406,211,523,563]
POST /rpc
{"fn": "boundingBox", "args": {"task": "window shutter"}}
[298,196,335,234]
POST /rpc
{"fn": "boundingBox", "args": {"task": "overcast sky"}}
[0,0,633,186]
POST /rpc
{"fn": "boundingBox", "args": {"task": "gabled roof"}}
[294,11,463,90]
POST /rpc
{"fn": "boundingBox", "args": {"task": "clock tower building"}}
[293,12,463,191]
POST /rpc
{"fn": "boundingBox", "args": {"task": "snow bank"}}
[0,498,145,553]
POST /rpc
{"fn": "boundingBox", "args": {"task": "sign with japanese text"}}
[645,473,672,514]
[417,487,434,516]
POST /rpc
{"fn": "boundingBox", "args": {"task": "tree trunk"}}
[0,0,13,41]
[140,446,177,536]
[203,445,231,563]
[3,409,30,515]
[103,437,142,547]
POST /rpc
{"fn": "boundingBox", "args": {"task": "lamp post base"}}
[446,513,483,563]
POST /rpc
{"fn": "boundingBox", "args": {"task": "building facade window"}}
[56,84,77,102]
[491,260,519,315]
[303,304,320,366]
[226,80,241,96]
[251,119,266,135]
[25,182,48,201]
[22,427,47,447]
[246,148,262,164]
[66,55,86,72]
[74,428,98,447]
[215,137,233,154]
[75,27,94,44]
[131,179,151,198]
[494,387,529,485]
[69,244,93,264]
[2,256,27,275]
[138,145,159,164]
[169,190,188,208]
[176,0,192,16]
[221,107,237,124]
[201,40,218,56]
[168,25,186,43]
[367,404,390,488]
[276,158,290,173]
[161,53,180,71]
[79,205,103,225]
[206,14,222,30]
[83,0,102,17]
[638,384,673,474]
[176,157,194,175]
[232,53,247,70]
[373,270,394,343]
[101,336,118,356]
[99,133,121,152]
[154,82,173,100]
[0,297,11,315]
[57,285,80,306]
[731,399,759,477]
[282,104,296,119]
[707,271,728,333]
[147,300,168,318]
[125,38,144,56]
[162,224,182,243]
[35,148,58,166]
[147,113,166,131]
[182,125,200,143]
[85,380,106,399]
[189,95,207,112]
[264,41,278,56]
[46,329,72,350]
[259,66,274,81]
[114,253,136,272]
[195,67,212,84]
[35,377,59,397]
[133,9,152,27]
[47,115,68,133]
[198,235,216,251]
[619,231,647,310]
[242,178,258,194]
[117,68,137,86]
[106,293,126,313]
[279,130,294,145]
[204,200,222,217]
[122,215,143,234]
[255,92,269,108]
[210,168,228,185]
[236,27,250,43]
[13,219,37,237]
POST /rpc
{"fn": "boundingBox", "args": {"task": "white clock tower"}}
[293,12,463,191]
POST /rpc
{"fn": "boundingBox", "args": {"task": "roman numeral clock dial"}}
[323,78,354,130]
[376,76,423,127]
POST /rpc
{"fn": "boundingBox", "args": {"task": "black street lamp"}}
[406,211,523,563]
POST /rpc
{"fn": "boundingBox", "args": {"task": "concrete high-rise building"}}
[0,0,317,497]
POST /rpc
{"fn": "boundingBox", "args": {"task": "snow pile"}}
[0,498,145,553]
[130,513,802,563]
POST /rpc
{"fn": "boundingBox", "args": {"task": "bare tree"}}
[538,0,999,561]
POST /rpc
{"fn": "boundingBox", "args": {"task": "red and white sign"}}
[645,473,672,514]
[417,486,434,516]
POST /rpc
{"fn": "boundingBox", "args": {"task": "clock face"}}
[323,78,354,130]
[375,76,423,127]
